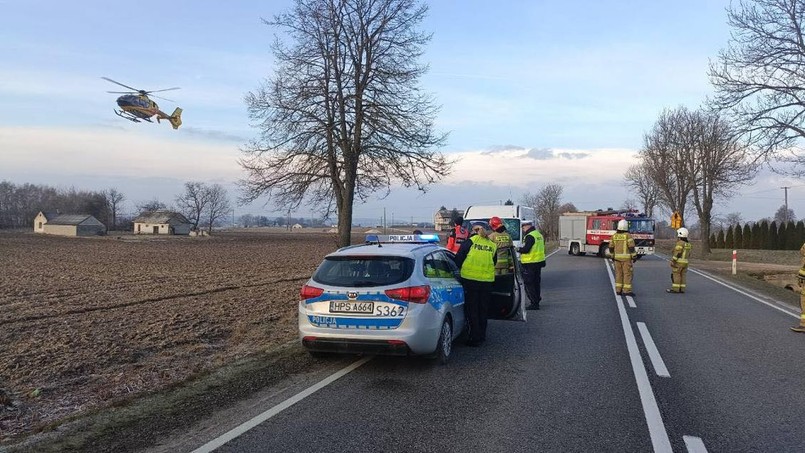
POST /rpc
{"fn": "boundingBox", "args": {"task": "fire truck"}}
[559,210,656,259]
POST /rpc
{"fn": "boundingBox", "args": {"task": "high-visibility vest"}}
[520,230,545,264]
[490,231,513,269]
[460,235,497,282]
[799,243,805,280]
[447,225,469,252]
[673,240,692,266]
[610,232,635,262]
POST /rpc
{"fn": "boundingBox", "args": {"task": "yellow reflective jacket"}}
[672,239,692,267]
[609,232,636,262]
[460,235,497,282]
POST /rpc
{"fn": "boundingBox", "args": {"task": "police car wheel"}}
[433,318,453,365]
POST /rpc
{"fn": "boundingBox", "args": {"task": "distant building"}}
[434,207,463,232]
[34,211,106,237]
[133,210,193,235]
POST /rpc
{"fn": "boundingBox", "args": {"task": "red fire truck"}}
[559,210,656,259]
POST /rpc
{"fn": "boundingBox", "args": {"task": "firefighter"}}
[791,242,805,333]
[667,227,692,294]
[518,219,546,310]
[446,216,469,253]
[455,222,497,346]
[488,216,514,275]
[609,219,636,296]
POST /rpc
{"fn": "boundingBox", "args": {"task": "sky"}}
[2,0,803,226]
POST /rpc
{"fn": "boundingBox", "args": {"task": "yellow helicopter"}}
[102,77,183,129]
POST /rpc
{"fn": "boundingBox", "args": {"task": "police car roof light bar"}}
[365,234,440,244]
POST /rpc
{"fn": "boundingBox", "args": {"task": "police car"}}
[299,234,526,364]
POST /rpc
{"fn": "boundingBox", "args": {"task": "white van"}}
[463,204,536,249]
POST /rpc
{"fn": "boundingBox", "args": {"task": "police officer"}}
[792,242,805,333]
[454,222,497,346]
[488,216,514,275]
[667,227,692,294]
[609,219,636,296]
[518,219,545,310]
[446,216,469,253]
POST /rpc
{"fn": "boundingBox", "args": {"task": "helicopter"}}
[102,77,183,129]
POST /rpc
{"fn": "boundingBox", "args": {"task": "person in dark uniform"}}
[454,222,497,346]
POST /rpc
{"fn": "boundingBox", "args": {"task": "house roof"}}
[133,210,190,224]
[39,211,60,220]
[46,215,97,226]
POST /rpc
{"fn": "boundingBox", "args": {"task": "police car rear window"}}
[312,256,415,287]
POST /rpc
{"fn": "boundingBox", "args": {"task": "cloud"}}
[441,147,638,187]
[524,148,554,160]
[180,127,248,143]
[555,151,591,159]
[1,126,242,182]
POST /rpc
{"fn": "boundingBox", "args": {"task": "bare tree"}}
[202,184,232,233]
[709,0,805,174]
[522,183,564,241]
[642,107,755,254]
[558,202,577,214]
[624,161,660,217]
[240,0,450,247]
[725,212,743,226]
[103,188,125,231]
[621,199,639,211]
[774,204,797,223]
[136,199,168,213]
[686,109,756,254]
[640,107,697,226]
[175,182,209,230]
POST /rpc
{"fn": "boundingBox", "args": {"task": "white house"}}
[434,208,463,232]
[133,210,193,235]
[34,211,106,236]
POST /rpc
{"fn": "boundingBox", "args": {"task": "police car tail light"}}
[300,285,324,299]
[384,285,431,304]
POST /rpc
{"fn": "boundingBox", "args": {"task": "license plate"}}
[329,300,374,314]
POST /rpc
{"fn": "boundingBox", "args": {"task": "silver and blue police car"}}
[299,234,465,364]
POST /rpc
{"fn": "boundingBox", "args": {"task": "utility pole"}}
[782,186,791,223]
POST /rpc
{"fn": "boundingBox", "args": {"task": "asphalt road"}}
[187,251,805,453]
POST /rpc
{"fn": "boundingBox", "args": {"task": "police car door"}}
[497,249,527,321]
[487,245,526,322]
[424,250,465,337]
[444,248,526,323]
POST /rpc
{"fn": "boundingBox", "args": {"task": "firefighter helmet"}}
[617,219,628,231]
[677,227,689,238]
[489,216,503,230]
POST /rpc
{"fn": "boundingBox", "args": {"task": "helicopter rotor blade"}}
[101,77,140,92]
[150,94,176,102]
[106,90,136,94]
[146,87,181,93]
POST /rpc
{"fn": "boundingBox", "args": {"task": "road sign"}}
[671,211,682,229]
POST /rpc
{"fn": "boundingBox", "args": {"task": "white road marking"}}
[683,435,708,453]
[191,357,372,453]
[606,261,636,307]
[689,268,799,319]
[636,322,670,378]
[653,253,798,320]
[605,260,673,452]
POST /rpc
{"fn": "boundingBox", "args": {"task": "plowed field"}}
[0,229,346,440]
